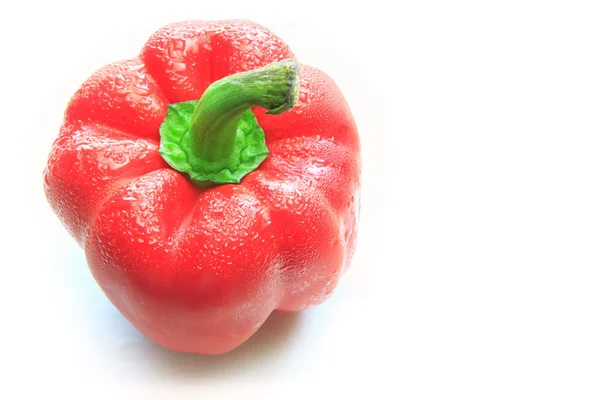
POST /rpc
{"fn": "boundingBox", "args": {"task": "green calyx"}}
[158,59,300,186]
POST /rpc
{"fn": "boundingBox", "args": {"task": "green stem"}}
[189,59,300,162]
[158,59,300,186]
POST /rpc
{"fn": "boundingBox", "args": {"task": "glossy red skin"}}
[44,20,361,354]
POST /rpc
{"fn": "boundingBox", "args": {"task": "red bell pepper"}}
[44,20,361,354]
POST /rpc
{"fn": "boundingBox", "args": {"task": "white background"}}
[4,0,600,398]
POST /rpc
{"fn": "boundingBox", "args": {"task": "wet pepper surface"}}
[44,20,361,354]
